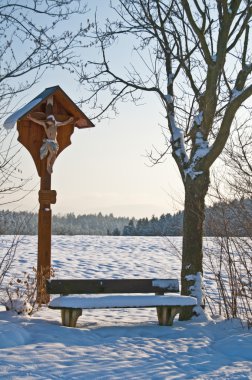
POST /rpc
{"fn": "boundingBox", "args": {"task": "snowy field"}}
[0,235,251,379]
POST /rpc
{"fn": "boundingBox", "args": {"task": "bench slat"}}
[46,279,179,295]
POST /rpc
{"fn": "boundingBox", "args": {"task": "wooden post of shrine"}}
[37,96,56,303]
[4,86,94,303]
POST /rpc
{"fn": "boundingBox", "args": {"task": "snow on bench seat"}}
[49,294,197,327]
[49,294,197,309]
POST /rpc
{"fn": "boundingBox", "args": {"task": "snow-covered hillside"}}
[0,236,251,379]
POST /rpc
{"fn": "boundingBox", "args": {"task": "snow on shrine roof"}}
[4,96,44,130]
[3,85,94,130]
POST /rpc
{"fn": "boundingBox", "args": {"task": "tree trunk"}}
[179,170,210,320]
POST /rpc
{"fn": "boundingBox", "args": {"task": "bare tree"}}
[0,0,89,119]
[223,118,252,199]
[0,0,90,204]
[78,0,252,319]
[205,124,252,326]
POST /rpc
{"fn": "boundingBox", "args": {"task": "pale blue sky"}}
[4,1,185,218]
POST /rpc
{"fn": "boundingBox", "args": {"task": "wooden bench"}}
[46,279,197,327]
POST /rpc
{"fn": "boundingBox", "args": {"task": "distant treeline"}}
[121,198,252,236]
[0,211,129,236]
[0,198,251,236]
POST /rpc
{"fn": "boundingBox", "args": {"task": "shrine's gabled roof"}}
[3,85,94,130]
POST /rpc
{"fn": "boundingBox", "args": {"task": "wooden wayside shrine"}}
[4,86,94,302]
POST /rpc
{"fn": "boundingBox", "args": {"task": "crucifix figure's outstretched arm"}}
[27,114,46,127]
[56,116,74,127]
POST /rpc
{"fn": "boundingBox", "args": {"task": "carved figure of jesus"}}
[27,114,74,174]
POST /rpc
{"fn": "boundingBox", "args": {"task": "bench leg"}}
[61,308,82,327]
[156,306,181,326]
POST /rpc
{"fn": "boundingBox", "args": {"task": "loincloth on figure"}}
[40,139,59,160]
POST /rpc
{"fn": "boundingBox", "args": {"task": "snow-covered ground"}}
[0,235,251,379]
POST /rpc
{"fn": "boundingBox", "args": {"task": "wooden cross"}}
[5,86,94,303]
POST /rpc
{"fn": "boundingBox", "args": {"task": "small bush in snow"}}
[4,267,55,315]
[5,299,33,315]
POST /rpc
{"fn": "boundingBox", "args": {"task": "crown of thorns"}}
[46,115,55,121]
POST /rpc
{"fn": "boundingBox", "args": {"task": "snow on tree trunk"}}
[179,171,210,320]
